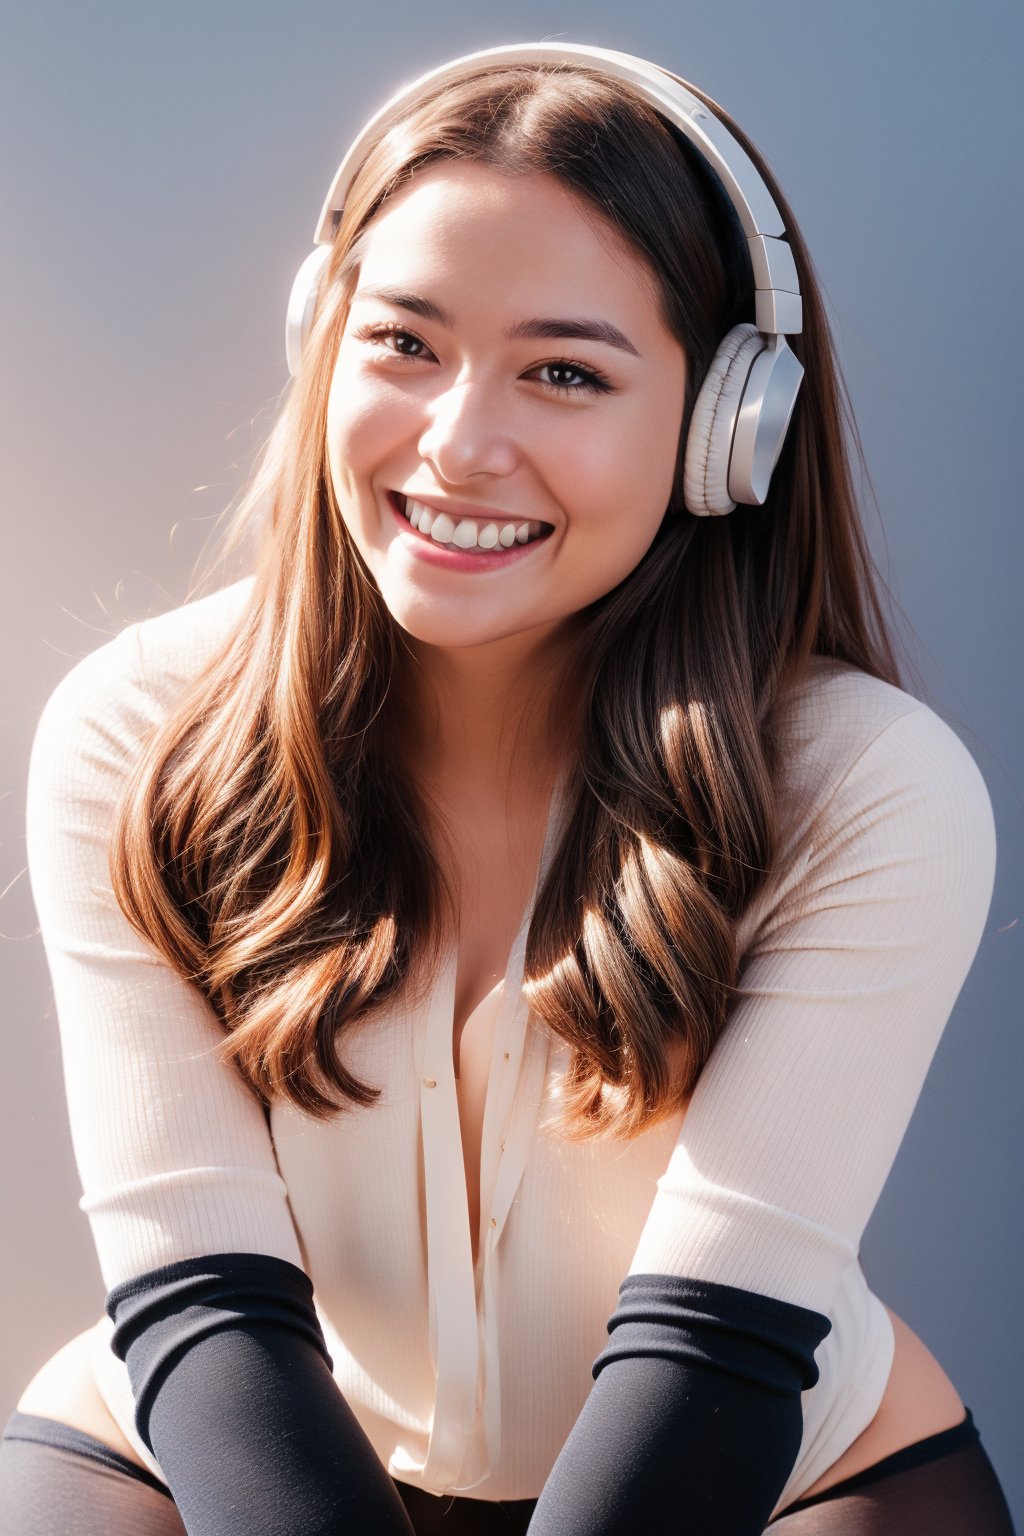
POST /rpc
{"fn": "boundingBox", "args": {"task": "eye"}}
[530,360,613,396]
[350,323,614,396]
[353,321,435,361]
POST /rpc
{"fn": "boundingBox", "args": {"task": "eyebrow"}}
[352,287,641,357]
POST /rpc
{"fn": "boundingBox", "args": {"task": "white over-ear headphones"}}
[286,42,804,518]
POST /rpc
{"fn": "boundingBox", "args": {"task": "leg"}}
[769,1412,1015,1534]
[17,1322,151,1471]
[0,1411,543,1536]
[0,1412,186,1536]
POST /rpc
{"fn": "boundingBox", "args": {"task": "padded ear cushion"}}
[286,245,333,378]
[683,324,765,516]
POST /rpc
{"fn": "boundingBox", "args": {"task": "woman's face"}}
[325,160,687,654]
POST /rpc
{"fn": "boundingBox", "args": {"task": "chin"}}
[395,615,523,650]
[379,593,538,652]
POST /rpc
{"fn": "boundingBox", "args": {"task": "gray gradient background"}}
[2,0,1021,1522]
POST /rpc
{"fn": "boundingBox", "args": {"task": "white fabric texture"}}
[26,577,997,1509]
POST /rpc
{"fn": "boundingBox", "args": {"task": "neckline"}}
[464,764,567,975]
[453,978,505,1080]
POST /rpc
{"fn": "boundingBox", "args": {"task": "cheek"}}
[628,384,686,501]
[325,365,414,490]
[543,399,681,605]
[552,403,681,532]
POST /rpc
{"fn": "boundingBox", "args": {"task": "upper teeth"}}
[403,498,541,550]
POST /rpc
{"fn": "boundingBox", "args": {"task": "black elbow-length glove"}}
[106,1251,415,1536]
[526,1272,832,1536]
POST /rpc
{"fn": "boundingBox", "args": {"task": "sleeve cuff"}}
[106,1251,332,1450]
[593,1272,832,1393]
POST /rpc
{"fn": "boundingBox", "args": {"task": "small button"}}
[489,1218,497,1228]
[499,1140,505,1152]
[422,1076,437,1088]
[503,1051,510,1062]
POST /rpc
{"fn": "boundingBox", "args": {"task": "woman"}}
[1,42,1014,1536]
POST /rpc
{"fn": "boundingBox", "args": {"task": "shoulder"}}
[774,656,995,851]
[28,577,255,812]
[741,658,997,950]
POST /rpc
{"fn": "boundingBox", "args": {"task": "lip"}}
[386,491,553,573]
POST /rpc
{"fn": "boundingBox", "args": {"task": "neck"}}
[394,623,580,799]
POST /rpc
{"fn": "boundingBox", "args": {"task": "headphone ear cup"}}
[285,246,333,378]
[683,324,765,517]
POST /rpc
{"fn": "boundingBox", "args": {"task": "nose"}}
[417,378,519,484]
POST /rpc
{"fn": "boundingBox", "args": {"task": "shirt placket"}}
[403,777,568,1493]
[412,944,481,1490]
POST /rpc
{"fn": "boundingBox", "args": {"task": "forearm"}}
[527,1274,829,1536]
[107,1253,415,1536]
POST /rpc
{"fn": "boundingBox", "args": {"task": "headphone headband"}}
[285,40,806,515]
[311,42,801,338]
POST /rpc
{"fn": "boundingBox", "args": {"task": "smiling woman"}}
[3,40,1013,1536]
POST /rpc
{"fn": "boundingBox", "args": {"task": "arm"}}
[529,1274,829,1534]
[26,617,413,1535]
[106,1252,414,1535]
[529,700,997,1534]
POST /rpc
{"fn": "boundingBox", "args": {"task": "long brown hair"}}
[111,62,904,1137]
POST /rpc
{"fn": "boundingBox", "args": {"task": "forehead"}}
[352,160,661,318]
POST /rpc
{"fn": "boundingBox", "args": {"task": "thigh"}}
[2,1410,539,1536]
[0,1413,186,1536]
[16,1323,148,1472]
[769,1438,1015,1535]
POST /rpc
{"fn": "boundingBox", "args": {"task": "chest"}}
[439,791,554,1074]
[452,888,532,1077]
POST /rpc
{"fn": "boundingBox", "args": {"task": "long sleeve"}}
[25,602,302,1286]
[628,699,997,1309]
[530,694,997,1532]
[25,601,413,1532]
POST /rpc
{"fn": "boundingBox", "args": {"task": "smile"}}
[392,493,552,554]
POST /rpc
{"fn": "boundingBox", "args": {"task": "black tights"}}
[0,1407,1014,1534]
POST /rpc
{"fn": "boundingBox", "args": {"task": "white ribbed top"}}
[25,578,997,1512]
